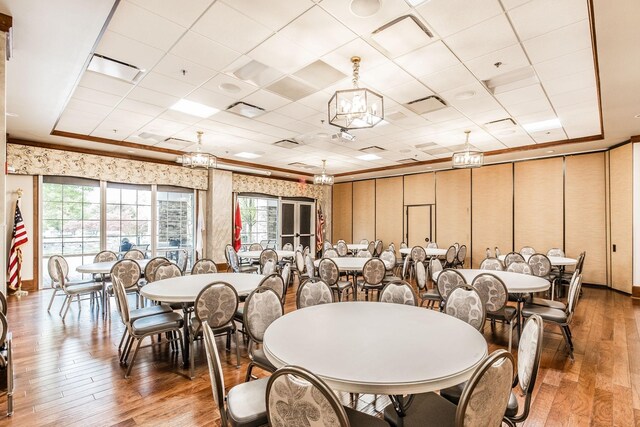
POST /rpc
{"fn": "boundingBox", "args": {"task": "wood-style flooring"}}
[2,279,639,426]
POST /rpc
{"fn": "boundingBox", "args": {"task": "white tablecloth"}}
[497,254,577,266]
[238,250,295,260]
[77,259,151,274]
[433,269,550,293]
[313,257,369,272]
[399,247,448,257]
[140,273,264,303]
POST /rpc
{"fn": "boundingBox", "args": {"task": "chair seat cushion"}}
[421,289,440,301]
[357,280,384,289]
[130,304,172,321]
[521,305,567,323]
[331,280,352,291]
[234,305,244,320]
[488,306,517,322]
[528,297,566,310]
[131,312,183,335]
[384,392,456,427]
[190,317,234,336]
[66,282,103,294]
[250,348,276,372]
[239,265,258,273]
[345,406,389,426]
[227,377,268,427]
[382,275,401,283]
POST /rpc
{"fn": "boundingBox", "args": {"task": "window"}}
[156,186,195,269]
[238,195,278,249]
[106,183,152,253]
[41,177,101,285]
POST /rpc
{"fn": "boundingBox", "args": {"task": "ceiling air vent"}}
[414,141,438,150]
[397,158,420,164]
[273,139,301,149]
[371,15,433,57]
[405,95,447,115]
[226,102,266,118]
[160,137,195,149]
[288,162,316,170]
[87,54,143,83]
[359,146,386,153]
[386,111,408,121]
[484,118,517,132]
[483,66,539,95]
[137,132,165,143]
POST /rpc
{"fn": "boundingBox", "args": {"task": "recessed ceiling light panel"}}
[483,66,539,95]
[170,99,219,118]
[405,95,446,114]
[226,101,266,118]
[234,152,262,159]
[87,54,143,83]
[357,154,382,161]
[522,118,562,133]
[218,83,241,93]
[371,15,434,57]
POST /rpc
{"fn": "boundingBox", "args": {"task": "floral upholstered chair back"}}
[154,263,182,281]
[244,287,283,344]
[335,241,348,257]
[296,278,333,309]
[266,366,350,427]
[520,246,536,257]
[380,281,417,306]
[506,261,532,275]
[259,274,285,301]
[260,249,278,270]
[410,246,426,263]
[503,252,525,267]
[195,282,238,330]
[191,259,217,275]
[445,285,485,331]
[94,250,117,263]
[379,250,396,271]
[145,257,170,283]
[48,255,69,285]
[480,258,503,271]
[318,258,340,286]
[110,259,141,290]
[471,273,507,314]
[123,249,145,260]
[362,258,386,286]
[457,349,514,427]
[528,254,552,277]
[436,269,466,301]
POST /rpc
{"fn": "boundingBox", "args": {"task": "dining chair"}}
[336,240,349,257]
[409,246,426,280]
[383,350,514,427]
[528,253,552,278]
[380,250,399,280]
[436,268,466,310]
[495,246,501,258]
[202,321,268,427]
[429,258,443,284]
[143,256,171,284]
[323,248,339,258]
[528,270,580,311]
[427,241,438,249]
[374,240,384,257]
[455,245,467,268]
[155,263,183,280]
[282,242,294,251]
[191,258,217,275]
[0,312,13,416]
[112,276,184,378]
[0,292,5,316]
[519,246,536,257]
[445,285,486,331]
[471,273,516,351]
[480,257,504,271]
[259,274,286,303]
[92,250,117,284]
[547,248,565,257]
[367,240,375,255]
[400,241,408,249]
[380,281,418,306]
[259,249,278,274]
[360,238,370,245]
[293,250,307,282]
[503,252,525,267]
[226,245,258,274]
[506,261,533,275]
[323,241,333,253]
[303,246,310,258]
[46,255,94,312]
[318,258,353,302]
[267,365,389,427]
[109,259,142,311]
[123,249,145,260]
[243,287,283,382]
[416,261,439,309]
[189,282,240,379]
[296,278,334,309]
[55,259,103,320]
[304,254,316,278]
[248,243,263,251]
[444,245,457,268]
[522,274,582,360]
[358,258,386,301]
[401,255,411,280]
[177,249,189,273]
[261,259,276,276]
[453,242,460,251]
[357,249,372,258]
[280,262,291,304]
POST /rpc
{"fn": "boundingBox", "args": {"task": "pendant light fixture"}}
[328,56,384,130]
[314,160,335,185]
[182,131,217,169]
[452,130,483,168]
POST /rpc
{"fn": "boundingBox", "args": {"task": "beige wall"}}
[375,177,403,247]
[332,182,352,242]
[436,169,471,258]
[609,144,633,293]
[352,180,375,242]
[5,175,34,282]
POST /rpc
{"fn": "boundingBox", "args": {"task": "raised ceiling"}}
[4,0,638,180]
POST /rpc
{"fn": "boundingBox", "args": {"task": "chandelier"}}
[328,56,383,130]
[182,131,217,169]
[452,130,483,168]
[314,160,334,185]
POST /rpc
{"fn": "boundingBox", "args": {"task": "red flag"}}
[233,200,242,252]
[8,198,28,291]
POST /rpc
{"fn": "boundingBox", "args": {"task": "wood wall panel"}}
[403,172,435,205]
[436,169,471,258]
[375,177,403,246]
[331,182,352,243]
[471,164,513,268]
[514,158,564,252]
[352,180,375,242]
[565,153,607,285]
[609,144,633,293]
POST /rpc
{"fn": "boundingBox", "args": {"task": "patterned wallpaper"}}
[232,173,330,205]
[7,144,209,190]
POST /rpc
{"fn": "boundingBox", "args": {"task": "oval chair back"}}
[248,243,263,251]
[374,240,383,257]
[520,246,536,257]
[282,242,294,251]
[415,261,427,291]
[429,258,443,282]
[494,246,501,257]
[323,248,339,258]
[154,263,182,280]
[528,253,552,277]
[318,258,340,286]
[296,278,334,309]
[191,259,217,275]
[380,281,418,306]
[547,248,565,257]
[379,250,396,271]
[427,242,438,249]
[177,249,189,273]
[295,250,305,272]
[304,255,316,278]
[367,241,375,255]
[506,261,532,275]
[479,258,503,271]
[259,274,285,302]
[259,249,278,270]
[243,287,283,344]
[94,250,117,263]
[110,259,141,290]
[445,246,457,265]
[261,259,276,276]
[503,252,525,267]
[202,321,230,426]
[410,246,426,263]
[471,273,508,314]
[123,249,145,260]
[445,285,486,331]
[436,269,466,302]
[336,241,348,257]
[362,258,386,286]
[145,257,171,283]
[195,282,238,330]
[456,245,467,266]
[48,255,69,285]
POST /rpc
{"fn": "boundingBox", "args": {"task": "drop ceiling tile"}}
[242,89,291,111]
[79,72,134,96]
[508,0,588,41]
[418,64,477,93]
[523,19,591,64]
[91,125,138,141]
[369,15,436,58]
[247,34,316,74]
[55,117,98,135]
[66,98,113,117]
[318,0,411,38]
[186,87,237,110]
[223,0,314,31]
[495,83,546,107]
[530,127,567,143]
[266,76,317,101]
[504,97,553,117]
[72,86,123,107]
[153,54,218,86]
[139,118,190,137]
[128,0,214,28]
[96,30,165,71]
[548,86,598,109]
[293,60,347,90]
[466,108,512,125]
[275,102,319,120]
[360,60,414,91]
[171,31,241,72]
[138,71,196,98]
[416,0,503,38]
[108,1,186,50]
[192,2,273,53]
[514,109,558,126]
[157,109,203,125]
[534,48,593,82]
[298,92,332,111]
[118,98,167,117]
[127,87,180,108]
[500,134,535,147]
[464,44,530,81]
[395,41,459,77]
[422,106,465,123]
[321,38,389,76]
[500,0,532,10]
[440,82,498,114]
[105,108,157,128]
[255,111,296,127]
[541,69,596,96]
[202,73,258,99]
[279,6,357,57]
[386,80,435,104]
[444,14,518,61]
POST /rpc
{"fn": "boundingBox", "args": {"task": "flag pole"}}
[11,189,28,297]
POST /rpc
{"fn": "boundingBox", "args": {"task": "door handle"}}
[295,233,300,237]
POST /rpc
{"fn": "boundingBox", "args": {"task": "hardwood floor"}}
[2,281,639,426]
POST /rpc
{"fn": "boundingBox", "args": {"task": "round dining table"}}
[140,272,265,364]
[433,269,550,293]
[335,243,368,252]
[313,256,369,272]
[264,302,487,421]
[497,254,577,266]
[77,259,151,315]
[399,247,448,257]
[237,250,295,260]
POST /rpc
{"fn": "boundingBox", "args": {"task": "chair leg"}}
[125,338,143,378]
[122,335,134,364]
[189,335,195,379]
[59,295,69,316]
[234,329,241,369]
[245,362,255,382]
[508,321,513,353]
[62,296,74,320]
[118,330,129,351]
[47,289,59,312]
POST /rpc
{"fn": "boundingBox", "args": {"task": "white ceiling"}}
[2,0,639,180]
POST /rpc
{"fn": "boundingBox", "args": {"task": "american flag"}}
[316,204,325,253]
[8,199,28,291]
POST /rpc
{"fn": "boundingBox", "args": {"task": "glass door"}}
[280,200,315,250]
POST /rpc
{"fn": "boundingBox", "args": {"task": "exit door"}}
[280,201,315,250]
[406,205,433,247]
